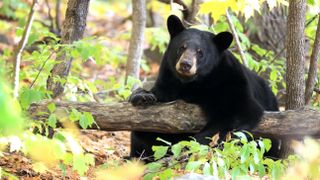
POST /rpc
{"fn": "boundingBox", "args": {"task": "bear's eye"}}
[197,49,203,58]
[179,44,187,52]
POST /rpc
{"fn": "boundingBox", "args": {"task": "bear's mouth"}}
[175,71,197,82]
[176,70,196,77]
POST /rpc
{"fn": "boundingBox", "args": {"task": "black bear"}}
[129,15,279,160]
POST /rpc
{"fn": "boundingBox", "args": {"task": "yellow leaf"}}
[33,162,49,173]
[95,162,144,180]
[24,134,66,167]
[200,0,239,21]
[209,132,220,147]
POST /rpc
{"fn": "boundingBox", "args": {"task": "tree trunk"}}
[29,101,320,138]
[305,15,320,105]
[285,0,306,110]
[46,0,90,98]
[125,0,146,85]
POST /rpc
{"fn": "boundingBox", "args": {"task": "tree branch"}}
[12,0,38,99]
[305,14,320,105]
[29,101,320,138]
[226,10,248,67]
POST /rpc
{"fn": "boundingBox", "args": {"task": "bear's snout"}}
[175,49,197,76]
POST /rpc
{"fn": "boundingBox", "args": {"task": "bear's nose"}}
[179,61,192,72]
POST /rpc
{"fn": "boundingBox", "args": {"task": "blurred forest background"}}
[0,0,319,179]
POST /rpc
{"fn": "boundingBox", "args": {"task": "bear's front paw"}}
[128,88,157,106]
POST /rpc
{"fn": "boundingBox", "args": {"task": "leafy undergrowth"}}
[143,133,295,180]
[0,131,130,179]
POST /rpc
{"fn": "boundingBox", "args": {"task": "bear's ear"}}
[167,15,185,38]
[213,31,233,51]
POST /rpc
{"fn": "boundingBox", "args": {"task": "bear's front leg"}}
[128,87,157,106]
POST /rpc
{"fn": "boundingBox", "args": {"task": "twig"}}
[45,0,54,31]
[225,9,248,66]
[305,14,320,105]
[143,155,189,176]
[29,52,54,89]
[55,0,61,34]
[12,0,38,98]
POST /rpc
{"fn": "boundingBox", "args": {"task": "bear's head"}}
[166,15,233,82]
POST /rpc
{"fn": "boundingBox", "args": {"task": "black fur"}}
[129,15,278,160]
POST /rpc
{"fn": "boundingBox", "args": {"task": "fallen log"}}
[28,101,320,138]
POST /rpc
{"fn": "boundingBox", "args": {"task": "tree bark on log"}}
[29,101,320,138]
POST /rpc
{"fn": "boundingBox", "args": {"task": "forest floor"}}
[0,131,131,179]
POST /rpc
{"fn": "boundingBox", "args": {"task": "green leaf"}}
[258,163,265,177]
[240,144,250,163]
[203,162,211,175]
[146,162,163,172]
[73,154,90,176]
[263,138,272,152]
[83,112,95,127]
[270,70,278,81]
[19,89,45,109]
[84,153,95,166]
[69,109,81,122]
[263,158,274,168]
[48,114,57,128]
[53,132,66,142]
[171,143,182,158]
[59,162,67,177]
[158,168,173,179]
[253,149,260,164]
[79,115,88,129]
[217,157,225,167]
[271,161,283,180]
[231,167,240,180]
[189,141,201,152]
[233,131,248,143]
[47,103,56,113]
[152,146,169,160]
[185,161,202,171]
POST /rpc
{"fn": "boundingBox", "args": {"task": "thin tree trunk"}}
[46,0,90,98]
[285,0,306,110]
[305,15,320,105]
[125,0,146,85]
[12,0,38,99]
